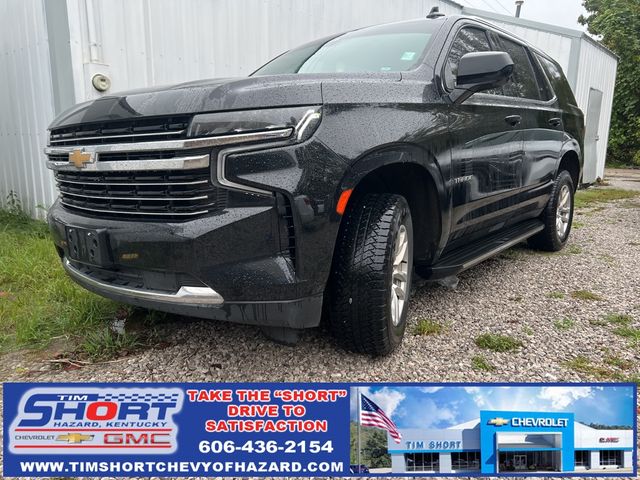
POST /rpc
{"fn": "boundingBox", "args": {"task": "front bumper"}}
[48,199,323,328]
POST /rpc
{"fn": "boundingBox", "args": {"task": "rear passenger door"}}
[443,25,525,251]
[491,33,564,206]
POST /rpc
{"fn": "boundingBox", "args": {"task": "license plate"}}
[65,226,112,267]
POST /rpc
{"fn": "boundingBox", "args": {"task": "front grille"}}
[55,168,228,221]
[49,116,191,146]
[48,148,210,163]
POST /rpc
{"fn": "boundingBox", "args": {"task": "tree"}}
[349,422,392,468]
[580,0,640,166]
[362,428,392,468]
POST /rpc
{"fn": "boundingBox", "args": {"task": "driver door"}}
[443,25,525,252]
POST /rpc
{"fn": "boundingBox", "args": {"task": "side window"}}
[536,54,578,105]
[444,27,491,90]
[495,36,541,100]
[530,54,554,101]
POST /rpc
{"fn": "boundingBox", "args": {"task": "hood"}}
[49,75,324,129]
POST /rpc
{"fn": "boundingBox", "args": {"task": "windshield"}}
[252,20,439,75]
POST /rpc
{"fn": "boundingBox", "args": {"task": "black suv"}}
[46,13,583,356]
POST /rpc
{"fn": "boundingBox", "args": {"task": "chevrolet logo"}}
[56,433,94,444]
[69,149,93,169]
[488,417,510,427]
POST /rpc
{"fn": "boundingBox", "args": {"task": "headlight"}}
[188,106,321,143]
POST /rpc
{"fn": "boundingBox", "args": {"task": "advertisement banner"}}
[2,382,637,477]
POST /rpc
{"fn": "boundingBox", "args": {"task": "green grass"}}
[475,333,523,353]
[613,326,640,343]
[599,254,616,265]
[604,354,633,370]
[563,355,611,378]
[589,318,609,327]
[603,313,634,326]
[572,220,585,230]
[574,188,640,209]
[0,210,144,359]
[546,291,565,299]
[414,318,444,336]
[564,354,637,382]
[570,290,603,301]
[554,317,575,330]
[523,326,534,336]
[567,244,583,255]
[81,329,142,360]
[471,355,495,372]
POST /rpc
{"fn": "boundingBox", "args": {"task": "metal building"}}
[388,410,634,474]
[0,0,618,217]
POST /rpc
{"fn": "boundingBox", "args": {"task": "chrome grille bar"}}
[49,129,186,144]
[45,128,292,154]
[60,191,210,202]
[47,153,211,172]
[55,178,209,186]
[60,201,212,217]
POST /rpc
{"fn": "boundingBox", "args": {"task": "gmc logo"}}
[599,437,619,443]
[104,433,171,445]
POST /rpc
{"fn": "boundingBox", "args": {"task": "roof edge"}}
[462,6,584,38]
[461,6,617,60]
[441,0,465,9]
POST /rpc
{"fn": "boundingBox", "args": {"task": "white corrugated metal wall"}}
[468,16,574,73]
[574,39,618,183]
[66,0,463,100]
[0,0,57,217]
[0,0,618,216]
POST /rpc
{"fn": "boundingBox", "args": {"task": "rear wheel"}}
[329,193,413,356]
[528,170,575,251]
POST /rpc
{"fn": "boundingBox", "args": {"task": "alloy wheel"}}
[556,184,571,239]
[391,224,409,326]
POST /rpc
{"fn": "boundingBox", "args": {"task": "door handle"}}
[504,115,521,126]
[548,117,562,127]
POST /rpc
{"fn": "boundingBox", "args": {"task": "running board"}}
[417,219,544,280]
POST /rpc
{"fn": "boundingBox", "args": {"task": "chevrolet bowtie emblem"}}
[69,149,92,168]
[488,417,510,427]
[56,433,94,444]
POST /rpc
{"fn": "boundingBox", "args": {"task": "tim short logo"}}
[9,387,184,455]
[488,417,510,427]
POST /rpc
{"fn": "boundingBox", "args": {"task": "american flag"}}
[360,394,402,444]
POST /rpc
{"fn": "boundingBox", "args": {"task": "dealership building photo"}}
[388,410,634,474]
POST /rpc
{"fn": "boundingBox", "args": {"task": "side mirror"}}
[450,51,514,104]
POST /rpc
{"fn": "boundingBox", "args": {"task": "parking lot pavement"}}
[1,197,639,386]
[605,168,640,191]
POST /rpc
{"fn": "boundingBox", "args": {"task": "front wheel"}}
[528,170,575,251]
[329,193,413,356]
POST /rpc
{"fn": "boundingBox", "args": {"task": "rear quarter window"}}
[536,54,578,105]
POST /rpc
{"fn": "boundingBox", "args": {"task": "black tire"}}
[527,170,575,251]
[329,193,413,356]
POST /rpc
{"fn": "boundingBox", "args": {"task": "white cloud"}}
[353,387,406,418]
[463,387,487,407]
[419,387,444,394]
[412,398,458,428]
[538,387,593,409]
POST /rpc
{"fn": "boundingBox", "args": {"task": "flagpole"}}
[357,387,361,470]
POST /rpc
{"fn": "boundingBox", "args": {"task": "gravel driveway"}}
[2,194,638,384]
[1,194,639,478]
